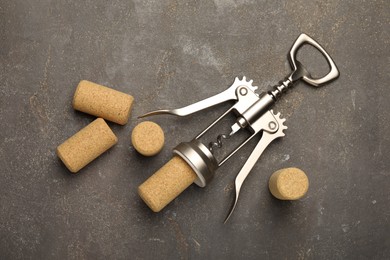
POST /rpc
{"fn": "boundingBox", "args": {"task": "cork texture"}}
[57,118,118,173]
[131,121,164,156]
[268,167,309,200]
[138,156,197,212]
[73,80,134,125]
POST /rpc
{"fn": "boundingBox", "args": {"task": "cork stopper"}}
[57,118,118,173]
[73,80,134,125]
[131,121,165,156]
[138,156,197,212]
[268,167,309,200]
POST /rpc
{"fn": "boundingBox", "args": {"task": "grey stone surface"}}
[1,0,389,259]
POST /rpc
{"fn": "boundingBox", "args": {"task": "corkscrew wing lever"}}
[224,111,287,223]
[139,77,258,118]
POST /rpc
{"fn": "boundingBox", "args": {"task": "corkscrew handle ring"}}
[288,33,340,86]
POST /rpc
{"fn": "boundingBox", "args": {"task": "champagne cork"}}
[268,167,309,200]
[73,80,134,125]
[57,118,118,173]
[131,121,165,156]
[138,156,197,212]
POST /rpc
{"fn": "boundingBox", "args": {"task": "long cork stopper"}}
[138,156,197,212]
[73,80,134,125]
[57,118,118,173]
[268,167,309,200]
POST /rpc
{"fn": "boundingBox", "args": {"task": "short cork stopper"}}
[57,118,118,173]
[138,156,197,212]
[268,167,309,200]
[73,80,134,125]
[131,121,165,156]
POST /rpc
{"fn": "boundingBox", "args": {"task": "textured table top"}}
[1,1,389,259]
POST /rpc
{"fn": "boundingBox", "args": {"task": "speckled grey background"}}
[1,1,389,259]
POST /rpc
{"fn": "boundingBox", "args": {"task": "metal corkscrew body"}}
[139,34,339,222]
[208,134,230,153]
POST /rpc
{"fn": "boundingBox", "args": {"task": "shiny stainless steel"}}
[138,76,258,118]
[173,140,218,187]
[269,78,294,100]
[208,133,230,153]
[288,33,339,87]
[138,33,339,222]
[196,83,259,139]
[218,107,280,167]
[194,84,276,168]
[218,131,257,167]
[224,110,287,223]
[195,106,234,140]
[269,33,340,101]
[230,92,275,134]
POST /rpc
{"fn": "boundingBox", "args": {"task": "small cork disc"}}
[131,121,164,156]
[268,167,309,200]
